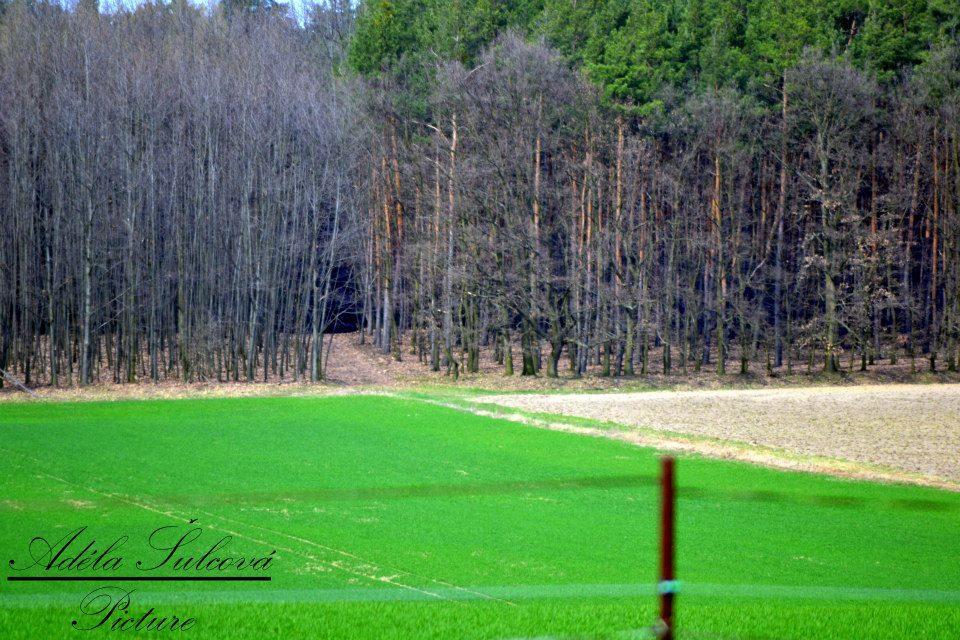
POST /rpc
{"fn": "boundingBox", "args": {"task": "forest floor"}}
[0,334,408,401]
[395,336,960,393]
[4,331,960,399]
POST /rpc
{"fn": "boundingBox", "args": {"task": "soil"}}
[322,334,423,386]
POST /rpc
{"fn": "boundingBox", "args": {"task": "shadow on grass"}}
[151,475,959,514]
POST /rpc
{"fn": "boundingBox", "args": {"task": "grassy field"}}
[1,395,959,639]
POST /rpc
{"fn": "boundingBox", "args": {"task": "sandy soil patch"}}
[476,384,960,487]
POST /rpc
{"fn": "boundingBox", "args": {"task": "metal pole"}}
[658,456,676,640]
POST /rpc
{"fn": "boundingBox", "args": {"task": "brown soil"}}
[322,334,424,386]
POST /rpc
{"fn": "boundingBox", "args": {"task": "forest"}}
[0,0,958,385]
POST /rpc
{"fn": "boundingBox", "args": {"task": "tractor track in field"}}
[2,447,515,607]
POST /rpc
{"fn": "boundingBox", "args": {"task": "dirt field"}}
[478,384,960,486]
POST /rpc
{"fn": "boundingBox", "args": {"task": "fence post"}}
[657,456,676,640]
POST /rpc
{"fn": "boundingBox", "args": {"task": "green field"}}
[1,395,959,639]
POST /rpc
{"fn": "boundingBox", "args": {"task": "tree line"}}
[0,0,958,386]
[352,0,960,378]
[362,34,960,378]
[0,2,362,385]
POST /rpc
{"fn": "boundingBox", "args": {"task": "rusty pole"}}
[658,456,676,640]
